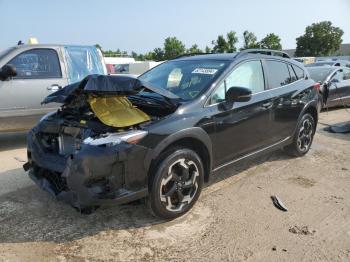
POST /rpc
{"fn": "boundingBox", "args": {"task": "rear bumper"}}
[25,128,150,210]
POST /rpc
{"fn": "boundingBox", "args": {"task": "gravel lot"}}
[0,109,349,262]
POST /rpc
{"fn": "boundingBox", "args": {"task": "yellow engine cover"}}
[88,95,150,128]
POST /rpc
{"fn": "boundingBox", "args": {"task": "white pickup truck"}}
[0,44,107,132]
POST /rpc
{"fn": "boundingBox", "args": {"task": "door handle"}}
[262,102,273,108]
[47,84,62,91]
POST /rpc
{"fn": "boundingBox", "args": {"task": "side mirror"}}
[330,78,340,84]
[0,64,17,81]
[225,86,252,103]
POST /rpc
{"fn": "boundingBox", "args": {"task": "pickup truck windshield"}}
[0,47,15,61]
[64,46,106,84]
[139,60,229,101]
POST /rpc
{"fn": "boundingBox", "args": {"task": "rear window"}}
[307,67,334,83]
[265,60,292,89]
[288,64,298,82]
[292,65,305,79]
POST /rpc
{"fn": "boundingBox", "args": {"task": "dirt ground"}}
[0,109,349,262]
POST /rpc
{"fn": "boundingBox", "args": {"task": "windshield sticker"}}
[192,68,218,75]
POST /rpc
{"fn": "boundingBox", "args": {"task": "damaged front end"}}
[24,75,179,212]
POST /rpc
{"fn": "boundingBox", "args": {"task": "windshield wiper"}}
[140,80,180,100]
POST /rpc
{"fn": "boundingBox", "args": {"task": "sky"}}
[0,0,349,53]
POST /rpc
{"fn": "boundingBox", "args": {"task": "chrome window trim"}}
[204,78,303,108]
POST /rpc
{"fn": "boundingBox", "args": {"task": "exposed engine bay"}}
[39,74,179,152]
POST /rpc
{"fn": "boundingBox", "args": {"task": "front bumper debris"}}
[25,128,150,211]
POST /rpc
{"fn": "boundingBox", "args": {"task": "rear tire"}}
[284,113,315,157]
[148,148,204,219]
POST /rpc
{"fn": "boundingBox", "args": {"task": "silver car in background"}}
[0,44,106,132]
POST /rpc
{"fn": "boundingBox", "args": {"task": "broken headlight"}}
[83,130,148,147]
[39,111,56,122]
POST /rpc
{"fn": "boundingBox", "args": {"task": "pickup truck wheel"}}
[285,113,315,157]
[148,149,204,219]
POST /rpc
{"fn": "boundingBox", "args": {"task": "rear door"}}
[335,68,350,105]
[262,60,306,142]
[0,48,68,118]
[208,59,275,167]
[327,69,345,106]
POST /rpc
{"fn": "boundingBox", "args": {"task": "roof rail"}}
[236,49,291,59]
[173,52,213,59]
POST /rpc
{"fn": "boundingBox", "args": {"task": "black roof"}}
[173,49,291,62]
[174,53,238,61]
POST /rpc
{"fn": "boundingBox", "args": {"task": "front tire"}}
[148,148,204,219]
[285,113,315,157]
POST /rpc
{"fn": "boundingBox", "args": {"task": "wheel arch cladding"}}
[293,102,318,136]
[146,128,213,187]
[304,106,318,125]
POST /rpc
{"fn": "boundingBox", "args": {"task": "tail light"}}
[313,82,321,91]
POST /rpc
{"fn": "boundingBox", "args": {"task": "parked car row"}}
[306,60,350,68]
[306,65,350,108]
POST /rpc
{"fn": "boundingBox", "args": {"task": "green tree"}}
[212,35,228,53]
[241,31,259,50]
[187,44,203,54]
[144,52,156,61]
[212,31,238,53]
[205,46,212,53]
[226,31,238,52]
[258,33,282,50]
[152,47,165,61]
[295,21,344,56]
[95,44,103,52]
[163,37,186,60]
[131,51,146,61]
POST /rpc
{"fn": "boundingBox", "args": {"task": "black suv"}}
[24,49,319,219]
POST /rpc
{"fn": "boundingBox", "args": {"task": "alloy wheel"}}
[159,158,199,212]
[297,118,313,152]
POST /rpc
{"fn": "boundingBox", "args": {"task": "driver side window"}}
[332,70,344,82]
[7,48,62,79]
[210,60,264,104]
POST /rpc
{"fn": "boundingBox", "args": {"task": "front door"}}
[0,48,68,119]
[208,60,274,167]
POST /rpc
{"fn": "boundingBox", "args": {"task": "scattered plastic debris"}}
[325,123,350,133]
[271,195,288,212]
[14,157,26,163]
[289,225,315,235]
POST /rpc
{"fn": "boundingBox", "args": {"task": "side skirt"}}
[212,136,291,173]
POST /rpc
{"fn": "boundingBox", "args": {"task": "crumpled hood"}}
[42,74,179,104]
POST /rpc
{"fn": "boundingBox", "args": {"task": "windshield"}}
[138,59,229,100]
[307,67,334,83]
[306,62,334,67]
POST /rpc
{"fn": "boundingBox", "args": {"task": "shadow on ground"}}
[0,149,291,244]
[317,122,350,142]
[0,132,27,151]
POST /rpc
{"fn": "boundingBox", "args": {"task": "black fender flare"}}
[144,127,213,177]
[293,100,319,136]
